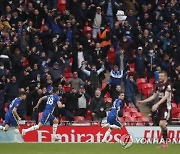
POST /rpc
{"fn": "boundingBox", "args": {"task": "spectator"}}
[101,0,117,28]
[81,61,105,96]
[49,62,64,80]
[109,65,123,88]
[90,89,106,121]
[123,72,140,112]
[91,7,106,39]
[67,71,84,91]
[134,46,147,78]
[75,85,90,117]
[173,74,180,105]
[4,76,19,104]
[115,48,129,71]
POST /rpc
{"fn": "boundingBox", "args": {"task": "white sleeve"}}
[97,65,105,75]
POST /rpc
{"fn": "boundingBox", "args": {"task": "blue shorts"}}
[5,112,18,127]
[107,114,122,127]
[40,110,55,125]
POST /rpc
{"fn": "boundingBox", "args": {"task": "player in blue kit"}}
[0,91,26,136]
[101,92,124,143]
[22,87,65,140]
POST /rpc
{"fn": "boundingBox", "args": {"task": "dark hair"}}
[53,87,59,93]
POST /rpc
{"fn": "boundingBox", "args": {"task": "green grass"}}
[0,143,179,154]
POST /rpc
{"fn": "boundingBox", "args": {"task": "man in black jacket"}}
[90,89,106,121]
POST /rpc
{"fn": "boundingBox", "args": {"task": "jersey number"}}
[47,96,53,105]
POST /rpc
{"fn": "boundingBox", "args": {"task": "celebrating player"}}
[101,92,124,143]
[0,91,26,140]
[22,87,65,140]
[138,71,171,148]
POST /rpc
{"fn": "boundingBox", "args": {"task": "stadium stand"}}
[0,0,179,127]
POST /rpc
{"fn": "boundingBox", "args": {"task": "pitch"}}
[0,143,180,154]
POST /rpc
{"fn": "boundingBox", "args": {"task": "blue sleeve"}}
[116,100,120,109]
[14,100,21,109]
[55,95,60,103]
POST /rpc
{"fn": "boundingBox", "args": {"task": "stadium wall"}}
[0,126,180,143]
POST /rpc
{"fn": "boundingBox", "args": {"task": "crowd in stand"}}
[0,0,179,123]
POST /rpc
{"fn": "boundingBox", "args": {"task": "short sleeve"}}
[166,84,171,92]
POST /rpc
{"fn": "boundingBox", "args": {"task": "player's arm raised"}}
[33,96,47,111]
[152,91,170,111]
[138,92,158,104]
[57,101,65,108]
[12,107,21,121]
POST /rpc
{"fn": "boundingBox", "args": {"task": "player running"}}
[22,87,65,140]
[138,71,171,148]
[0,91,26,140]
[101,92,124,143]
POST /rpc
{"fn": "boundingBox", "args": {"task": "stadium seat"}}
[138,116,149,122]
[63,85,71,92]
[129,63,135,69]
[132,112,143,119]
[74,116,85,123]
[136,122,145,126]
[171,103,177,109]
[118,117,124,122]
[141,83,154,93]
[124,116,136,126]
[26,116,31,120]
[104,97,112,103]
[178,104,180,108]
[172,108,180,118]
[136,78,147,93]
[149,78,155,84]
[123,112,131,118]
[64,73,73,80]
[143,88,154,98]
[127,107,138,114]
[136,78,147,85]
[104,92,110,98]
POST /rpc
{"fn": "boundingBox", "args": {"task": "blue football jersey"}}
[44,94,59,113]
[109,99,122,116]
[8,98,22,115]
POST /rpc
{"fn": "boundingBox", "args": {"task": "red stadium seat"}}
[149,78,155,84]
[136,122,145,126]
[64,73,73,80]
[129,63,135,69]
[86,110,91,116]
[172,108,180,118]
[178,104,180,108]
[141,83,154,93]
[143,87,154,98]
[136,78,147,93]
[132,112,143,119]
[104,97,112,103]
[104,92,110,98]
[127,107,138,114]
[63,85,71,92]
[138,116,149,122]
[136,78,147,85]
[171,103,177,109]
[123,112,131,118]
[118,117,124,122]
[74,116,85,123]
